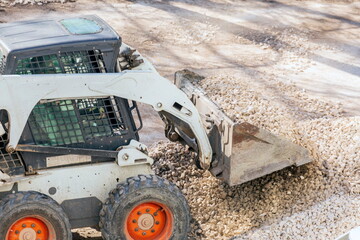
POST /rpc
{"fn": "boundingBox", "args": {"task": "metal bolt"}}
[22,224,26,228]
[153,212,158,216]
[6,145,15,153]
[137,211,142,215]
[132,219,137,223]
[169,132,179,141]
[157,102,162,108]
[155,221,160,225]
[142,232,146,236]
[151,229,155,233]
[146,208,150,212]
[37,230,41,234]
[135,228,139,232]
[122,153,129,161]
[15,230,19,234]
[31,224,36,228]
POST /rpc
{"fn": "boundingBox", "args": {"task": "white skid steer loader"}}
[0,16,311,240]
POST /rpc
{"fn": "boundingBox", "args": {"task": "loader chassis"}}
[0,162,153,228]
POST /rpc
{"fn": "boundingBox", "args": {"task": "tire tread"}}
[100,174,190,240]
[0,191,72,240]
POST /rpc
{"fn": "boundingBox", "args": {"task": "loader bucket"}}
[220,122,310,185]
[175,70,311,186]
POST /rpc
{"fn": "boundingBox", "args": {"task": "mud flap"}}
[175,70,311,186]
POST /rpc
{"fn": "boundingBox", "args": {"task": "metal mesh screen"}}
[0,118,23,172]
[28,100,84,146]
[0,49,114,172]
[0,135,23,170]
[15,54,62,75]
[60,50,106,74]
[77,97,126,137]
[15,49,114,148]
[28,97,127,147]
[15,50,106,75]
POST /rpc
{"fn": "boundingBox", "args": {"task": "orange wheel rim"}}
[6,217,50,240]
[126,202,173,240]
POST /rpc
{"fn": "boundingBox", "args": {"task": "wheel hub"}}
[138,213,154,230]
[126,202,172,240]
[19,228,36,240]
[6,217,50,240]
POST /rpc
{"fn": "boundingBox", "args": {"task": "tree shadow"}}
[264,0,360,28]
[134,0,360,91]
[312,54,360,77]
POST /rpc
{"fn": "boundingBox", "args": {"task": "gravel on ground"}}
[147,71,360,240]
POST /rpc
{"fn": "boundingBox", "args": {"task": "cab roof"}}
[0,15,121,54]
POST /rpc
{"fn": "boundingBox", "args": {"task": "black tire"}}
[100,175,190,240]
[0,191,72,240]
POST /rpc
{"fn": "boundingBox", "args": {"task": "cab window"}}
[15,50,127,147]
[15,50,106,74]
[60,50,106,73]
[28,97,128,146]
[60,18,103,35]
[16,54,62,75]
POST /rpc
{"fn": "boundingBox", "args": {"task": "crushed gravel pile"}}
[234,193,360,240]
[149,73,360,240]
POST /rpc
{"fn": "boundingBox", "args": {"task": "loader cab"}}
[0,16,121,75]
[0,16,143,176]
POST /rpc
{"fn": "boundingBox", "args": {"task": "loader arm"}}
[0,70,213,169]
